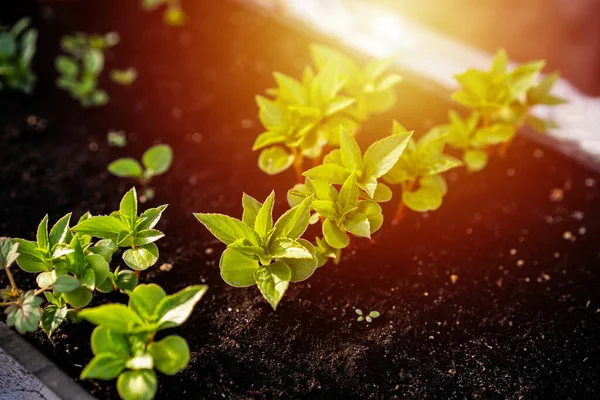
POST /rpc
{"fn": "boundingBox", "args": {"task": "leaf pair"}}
[80,284,207,400]
[304,126,411,202]
[108,144,173,201]
[0,18,37,94]
[384,122,461,212]
[195,191,318,309]
[73,187,168,271]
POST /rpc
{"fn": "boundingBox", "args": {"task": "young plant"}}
[310,44,403,122]
[141,0,186,26]
[73,187,167,274]
[0,17,37,94]
[355,309,380,323]
[448,49,564,161]
[111,67,138,86]
[383,122,462,224]
[1,237,44,334]
[108,144,173,202]
[79,284,207,400]
[303,126,412,203]
[108,130,128,148]
[56,31,121,107]
[195,191,319,310]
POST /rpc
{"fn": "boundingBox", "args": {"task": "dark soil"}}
[1,1,600,399]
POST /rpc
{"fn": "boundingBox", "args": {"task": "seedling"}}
[448,49,564,160]
[355,309,380,323]
[107,130,128,147]
[195,191,319,310]
[111,67,138,86]
[73,187,167,274]
[303,126,412,203]
[310,44,403,122]
[142,0,186,26]
[383,122,462,224]
[56,31,120,107]
[80,284,207,400]
[0,17,37,94]
[108,144,173,202]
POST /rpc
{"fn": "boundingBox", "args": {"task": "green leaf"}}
[402,183,444,212]
[256,95,284,128]
[0,237,20,269]
[5,291,42,334]
[81,353,126,380]
[311,200,337,220]
[241,193,262,227]
[303,163,349,185]
[73,216,128,240]
[49,213,72,248]
[274,72,305,105]
[119,188,138,229]
[258,146,294,175]
[343,212,371,238]
[87,254,110,286]
[36,270,56,289]
[155,285,208,330]
[194,213,258,246]
[128,284,167,321]
[339,173,359,210]
[36,215,49,250]
[491,49,508,75]
[252,131,287,151]
[108,158,143,178]
[148,335,190,375]
[63,287,93,308]
[322,219,349,249]
[474,124,515,145]
[271,195,313,240]
[253,261,291,310]
[270,238,313,259]
[132,229,164,246]
[464,149,488,172]
[357,201,383,234]
[116,270,138,291]
[219,248,259,287]
[14,239,49,272]
[41,305,67,338]
[369,182,393,202]
[136,205,168,231]
[54,275,82,293]
[142,144,173,176]
[324,96,355,117]
[91,326,130,358]
[507,61,545,100]
[0,33,17,58]
[117,370,157,400]
[254,191,275,239]
[363,131,412,179]
[281,239,319,282]
[376,73,403,92]
[339,127,362,170]
[90,239,118,262]
[79,304,144,333]
[527,115,548,133]
[123,243,159,271]
[83,48,104,75]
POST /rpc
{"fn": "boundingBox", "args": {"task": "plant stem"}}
[393,180,415,225]
[0,302,12,307]
[135,270,141,279]
[497,139,513,157]
[4,265,18,291]
[292,147,304,183]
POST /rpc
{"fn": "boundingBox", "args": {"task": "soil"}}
[1,1,599,399]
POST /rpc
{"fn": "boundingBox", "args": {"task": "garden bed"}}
[1,0,599,399]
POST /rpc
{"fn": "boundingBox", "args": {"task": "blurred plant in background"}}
[0,18,37,94]
[142,0,186,26]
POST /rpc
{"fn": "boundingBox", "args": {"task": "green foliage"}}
[108,144,173,202]
[141,0,186,26]
[195,191,319,309]
[355,309,380,323]
[254,44,402,176]
[446,49,565,169]
[56,31,132,107]
[80,284,206,400]
[0,17,37,94]
[383,122,461,213]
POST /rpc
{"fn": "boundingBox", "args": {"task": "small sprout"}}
[79,284,207,400]
[111,67,138,86]
[56,31,133,107]
[0,17,37,94]
[142,0,186,26]
[107,130,127,147]
[355,309,380,323]
[108,144,173,202]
